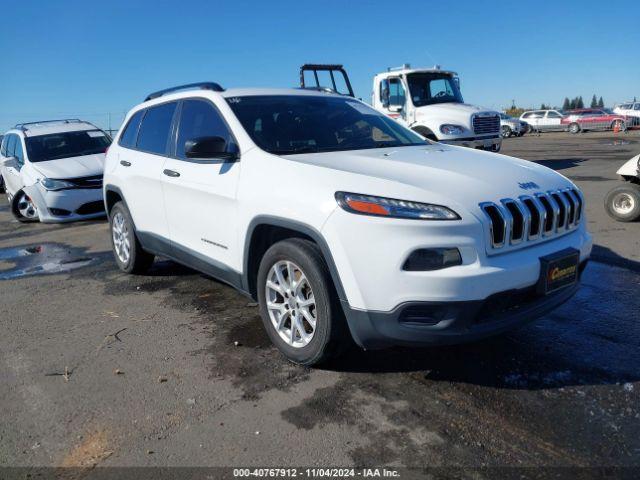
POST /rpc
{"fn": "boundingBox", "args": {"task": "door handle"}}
[120,160,131,167]
[163,169,180,178]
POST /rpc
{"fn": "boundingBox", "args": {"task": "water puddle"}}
[0,243,100,280]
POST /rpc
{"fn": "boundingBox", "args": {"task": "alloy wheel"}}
[265,260,317,348]
[112,211,131,264]
[613,192,635,215]
[16,192,38,219]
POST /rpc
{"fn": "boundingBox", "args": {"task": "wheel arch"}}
[243,216,348,304]
[104,184,126,216]
[411,125,438,141]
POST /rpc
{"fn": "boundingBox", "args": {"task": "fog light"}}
[402,248,462,271]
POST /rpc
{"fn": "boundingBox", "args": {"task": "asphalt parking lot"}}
[1,131,639,473]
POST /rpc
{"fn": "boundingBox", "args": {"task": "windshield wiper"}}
[273,145,319,155]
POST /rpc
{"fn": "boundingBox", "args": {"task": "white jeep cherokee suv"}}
[0,119,110,223]
[104,82,592,365]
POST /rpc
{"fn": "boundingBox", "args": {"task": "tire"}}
[604,184,640,222]
[11,190,39,223]
[569,123,581,134]
[501,125,512,138]
[0,175,5,194]
[257,238,349,366]
[109,201,155,273]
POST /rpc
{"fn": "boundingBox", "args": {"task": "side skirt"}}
[136,231,250,298]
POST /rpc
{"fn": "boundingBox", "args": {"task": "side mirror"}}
[185,136,239,161]
[2,157,17,169]
[388,105,403,113]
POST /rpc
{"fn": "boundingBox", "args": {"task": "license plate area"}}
[537,248,580,295]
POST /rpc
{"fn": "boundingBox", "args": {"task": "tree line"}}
[559,95,604,110]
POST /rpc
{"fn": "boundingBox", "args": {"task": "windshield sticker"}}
[87,131,106,138]
[346,101,376,115]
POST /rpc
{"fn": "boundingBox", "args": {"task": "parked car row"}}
[518,108,630,134]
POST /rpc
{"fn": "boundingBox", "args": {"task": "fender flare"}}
[242,215,348,303]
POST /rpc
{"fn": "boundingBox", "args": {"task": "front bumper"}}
[343,262,586,349]
[439,135,501,150]
[24,184,106,223]
[322,207,592,348]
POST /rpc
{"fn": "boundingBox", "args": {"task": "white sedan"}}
[0,119,109,223]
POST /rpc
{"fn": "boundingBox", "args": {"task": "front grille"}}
[480,188,583,252]
[472,114,500,135]
[66,175,103,189]
[76,201,105,215]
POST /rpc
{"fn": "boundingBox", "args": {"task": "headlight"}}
[439,124,465,135]
[335,192,460,220]
[39,178,75,191]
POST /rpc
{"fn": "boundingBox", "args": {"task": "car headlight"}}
[439,124,465,135]
[39,178,75,191]
[335,192,460,220]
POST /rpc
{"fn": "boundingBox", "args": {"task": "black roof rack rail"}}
[15,119,83,129]
[299,64,354,97]
[144,82,224,102]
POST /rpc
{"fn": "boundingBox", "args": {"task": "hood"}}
[31,153,105,179]
[285,145,573,207]
[415,102,498,126]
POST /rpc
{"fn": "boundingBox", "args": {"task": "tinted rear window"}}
[25,130,111,163]
[119,110,144,148]
[136,102,177,155]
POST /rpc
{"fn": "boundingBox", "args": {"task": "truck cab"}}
[371,65,502,151]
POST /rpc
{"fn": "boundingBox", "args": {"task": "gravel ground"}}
[0,131,638,477]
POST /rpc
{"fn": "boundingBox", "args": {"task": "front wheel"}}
[604,184,640,222]
[569,123,581,134]
[12,190,39,223]
[109,202,155,273]
[501,125,512,138]
[257,238,349,366]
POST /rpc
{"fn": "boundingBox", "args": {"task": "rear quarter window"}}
[136,102,177,155]
[119,110,144,148]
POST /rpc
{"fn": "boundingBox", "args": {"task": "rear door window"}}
[119,110,144,148]
[136,102,178,155]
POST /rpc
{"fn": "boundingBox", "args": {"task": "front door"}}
[161,98,241,270]
[0,134,24,195]
[379,77,408,126]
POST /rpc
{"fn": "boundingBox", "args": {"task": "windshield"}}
[226,95,426,155]
[25,130,111,162]
[406,73,464,107]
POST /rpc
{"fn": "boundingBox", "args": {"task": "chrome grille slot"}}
[521,197,542,239]
[570,189,583,222]
[502,200,525,243]
[480,203,506,247]
[472,114,500,135]
[550,192,568,230]
[480,189,583,252]
[562,190,576,225]
[536,195,556,233]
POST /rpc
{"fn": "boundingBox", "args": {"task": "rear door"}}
[544,110,564,131]
[161,98,241,270]
[117,102,177,240]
